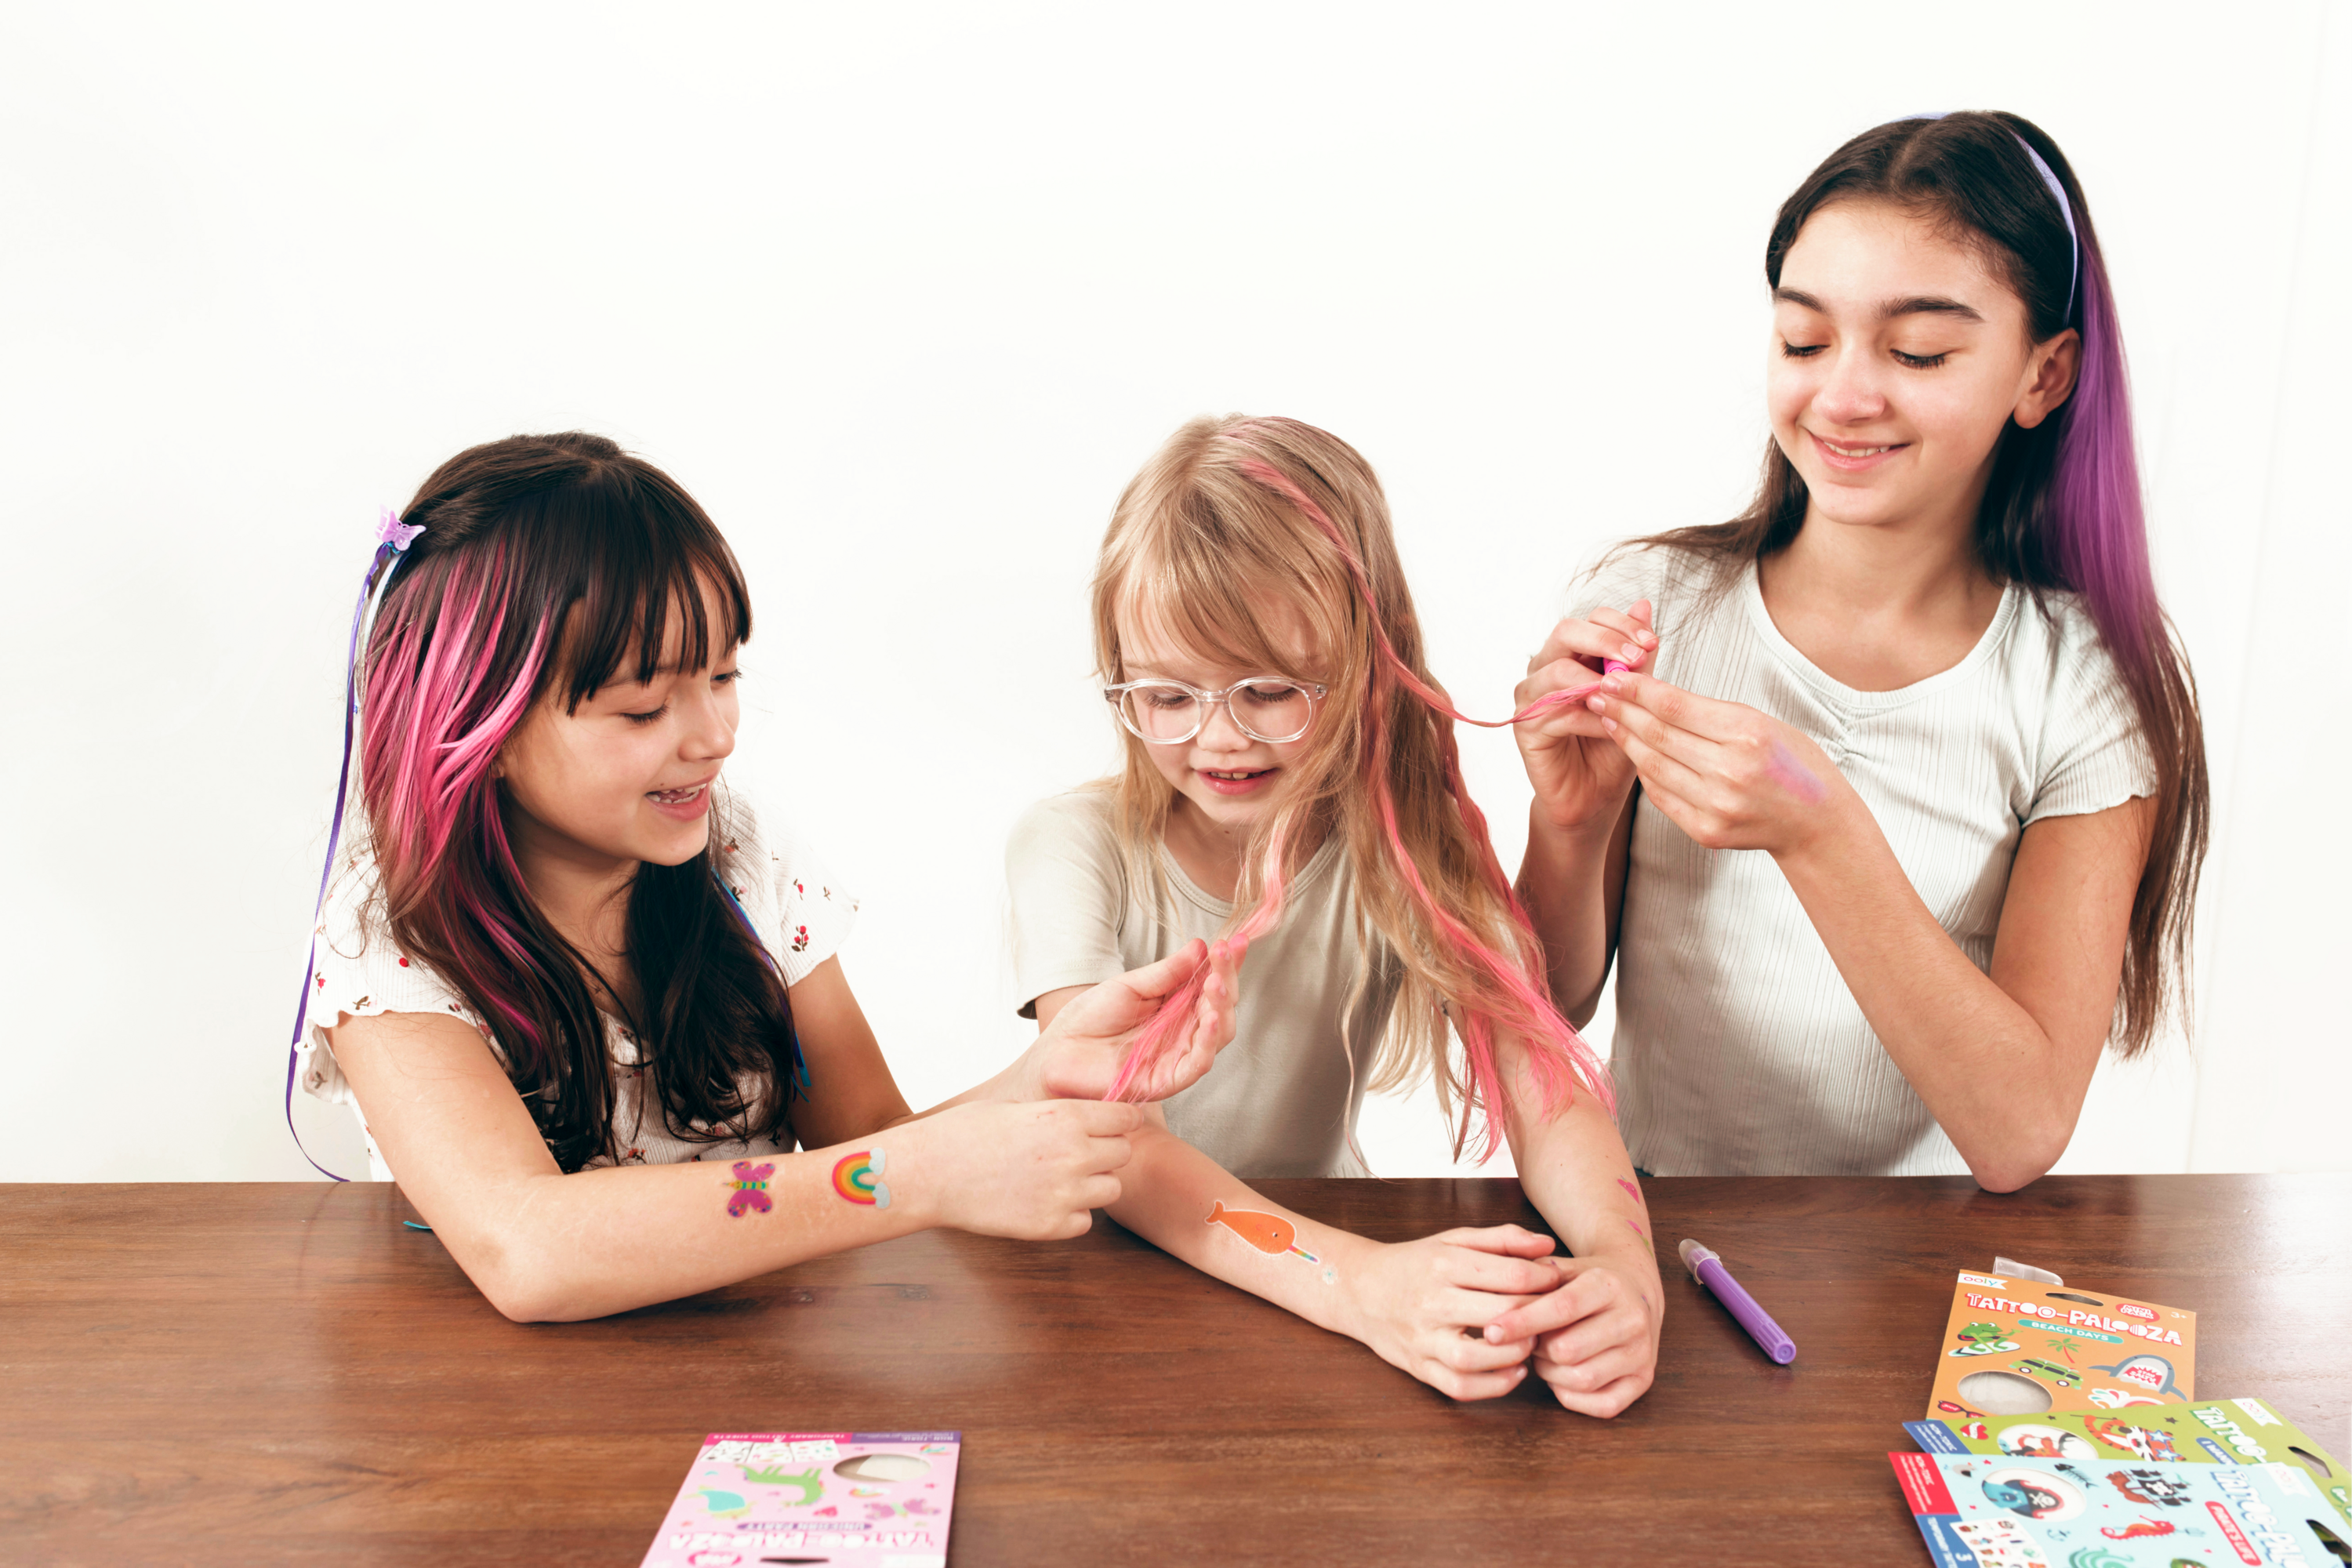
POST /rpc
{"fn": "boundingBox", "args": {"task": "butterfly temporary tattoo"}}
[725,1160,775,1218]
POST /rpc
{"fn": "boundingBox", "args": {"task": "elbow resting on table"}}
[481,1275,588,1325]
[1965,1128,2071,1196]
[468,1247,568,1325]
[448,1221,608,1325]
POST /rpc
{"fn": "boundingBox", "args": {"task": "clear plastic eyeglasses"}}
[1103,677,1328,745]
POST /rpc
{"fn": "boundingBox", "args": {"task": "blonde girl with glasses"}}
[1007,416,1660,1416]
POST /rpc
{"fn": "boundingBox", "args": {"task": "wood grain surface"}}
[3,1175,2345,1566]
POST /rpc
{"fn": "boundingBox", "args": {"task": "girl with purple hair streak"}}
[1008,417,1659,1416]
[1507,114,2209,1233]
[295,434,1243,1322]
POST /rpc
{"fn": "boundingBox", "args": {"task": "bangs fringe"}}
[530,466,755,710]
[355,432,793,1170]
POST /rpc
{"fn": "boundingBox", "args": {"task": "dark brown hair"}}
[1632,111,2206,1056]
[358,432,800,1168]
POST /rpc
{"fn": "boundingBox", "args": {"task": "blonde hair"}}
[1091,414,1610,1159]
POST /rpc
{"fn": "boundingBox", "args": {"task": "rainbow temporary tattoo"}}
[725,1160,774,1218]
[831,1149,891,1208]
[1207,1200,1319,1265]
[1616,1177,1640,1201]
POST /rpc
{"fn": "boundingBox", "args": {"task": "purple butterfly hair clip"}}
[376,506,425,551]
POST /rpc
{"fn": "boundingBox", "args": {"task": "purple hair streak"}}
[1622,111,2208,1056]
[2047,241,2156,655]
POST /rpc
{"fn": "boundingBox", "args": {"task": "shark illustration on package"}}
[1926,1272,2197,1423]
[1889,1448,2349,1566]
[639,1431,960,1568]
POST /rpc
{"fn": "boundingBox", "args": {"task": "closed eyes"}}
[622,669,741,724]
[1779,340,1950,369]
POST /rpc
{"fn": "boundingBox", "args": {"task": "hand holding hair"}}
[1514,600,1657,835]
[1030,938,1247,1103]
[1584,670,1849,857]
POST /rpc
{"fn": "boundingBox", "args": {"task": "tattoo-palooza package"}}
[1899,1270,2352,1563]
[1925,1271,2198,1421]
[638,1431,960,1568]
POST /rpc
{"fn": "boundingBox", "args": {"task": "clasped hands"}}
[1345,1225,1659,1417]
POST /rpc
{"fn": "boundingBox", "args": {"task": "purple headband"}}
[1915,111,2079,318]
[281,509,426,1181]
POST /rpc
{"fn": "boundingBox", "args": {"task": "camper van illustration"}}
[2010,1357,2083,1388]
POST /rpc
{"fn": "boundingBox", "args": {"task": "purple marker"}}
[1679,1239,1795,1365]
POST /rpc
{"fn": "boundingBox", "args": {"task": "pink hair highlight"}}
[359,547,552,1055]
[1104,437,1613,1159]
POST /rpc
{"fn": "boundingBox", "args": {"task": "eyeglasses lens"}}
[1231,681,1312,741]
[1120,681,1313,743]
[1122,684,1202,741]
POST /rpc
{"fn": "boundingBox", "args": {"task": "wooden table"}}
[3,1175,2345,1566]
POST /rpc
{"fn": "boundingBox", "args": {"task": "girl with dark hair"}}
[296,432,1241,1322]
[1508,112,2208,1199]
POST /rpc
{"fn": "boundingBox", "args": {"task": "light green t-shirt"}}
[1005,789,1401,1178]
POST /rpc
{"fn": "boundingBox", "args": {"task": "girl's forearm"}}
[1515,800,1628,1027]
[1103,1126,1371,1340]
[1772,800,2082,1191]
[1506,1086,1661,1290]
[910,1055,1036,1115]
[435,1134,930,1323]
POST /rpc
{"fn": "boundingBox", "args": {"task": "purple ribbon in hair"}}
[1912,111,2078,317]
[282,509,424,1181]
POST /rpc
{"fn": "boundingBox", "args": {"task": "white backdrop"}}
[2,2,2343,1182]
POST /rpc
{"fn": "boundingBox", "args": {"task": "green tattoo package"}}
[1906,1396,2351,1526]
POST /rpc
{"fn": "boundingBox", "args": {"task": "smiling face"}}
[1768,200,2078,539]
[495,582,742,877]
[1113,600,1327,844]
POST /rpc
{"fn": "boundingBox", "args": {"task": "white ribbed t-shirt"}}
[1574,546,2157,1178]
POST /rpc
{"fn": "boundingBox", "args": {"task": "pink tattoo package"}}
[638,1431,960,1568]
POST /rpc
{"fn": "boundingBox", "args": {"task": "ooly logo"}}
[831,1149,891,1208]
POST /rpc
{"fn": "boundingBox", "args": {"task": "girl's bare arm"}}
[1515,794,1637,1028]
[331,958,1142,1322]
[1032,987,1565,1403]
[1773,794,2148,1190]
[1591,670,2151,1192]
[1480,1051,1664,1417]
[1511,601,1655,1022]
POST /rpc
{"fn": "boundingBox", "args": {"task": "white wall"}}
[1,2,2342,1182]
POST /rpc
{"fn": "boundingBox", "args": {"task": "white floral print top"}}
[298,793,857,1180]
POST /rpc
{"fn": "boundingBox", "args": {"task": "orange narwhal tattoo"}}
[1207,1201,1319,1264]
